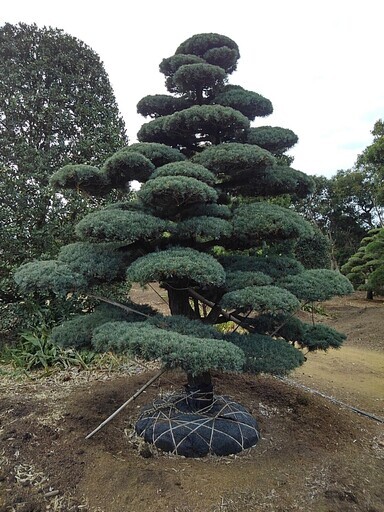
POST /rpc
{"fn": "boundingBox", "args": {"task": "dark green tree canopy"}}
[49,164,109,195]
[137,175,218,216]
[102,150,155,187]
[0,22,127,178]
[160,54,205,77]
[0,22,127,330]
[137,94,192,118]
[75,209,169,244]
[292,120,384,270]
[231,202,313,248]
[355,119,384,224]
[245,126,298,154]
[14,260,87,297]
[192,143,275,177]
[280,269,353,302]
[119,142,186,168]
[15,32,352,390]
[126,248,226,289]
[220,285,300,314]
[174,33,240,74]
[149,162,216,185]
[173,63,227,98]
[58,242,129,283]
[292,173,371,269]
[341,227,384,297]
[215,86,273,120]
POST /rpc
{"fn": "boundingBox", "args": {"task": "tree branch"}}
[187,288,255,332]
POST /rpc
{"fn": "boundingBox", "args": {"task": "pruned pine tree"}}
[15,33,353,456]
[355,119,384,226]
[341,227,384,298]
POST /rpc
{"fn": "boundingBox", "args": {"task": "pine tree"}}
[15,33,352,456]
[342,228,384,298]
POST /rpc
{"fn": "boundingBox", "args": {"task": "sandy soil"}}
[293,292,384,417]
[0,291,383,512]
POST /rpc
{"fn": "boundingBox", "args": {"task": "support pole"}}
[88,294,151,318]
[85,368,167,439]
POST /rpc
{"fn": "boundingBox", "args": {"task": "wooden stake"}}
[88,294,151,318]
[85,368,167,439]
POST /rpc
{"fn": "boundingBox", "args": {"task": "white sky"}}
[1,0,383,177]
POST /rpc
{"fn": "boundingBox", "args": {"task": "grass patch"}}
[0,327,142,377]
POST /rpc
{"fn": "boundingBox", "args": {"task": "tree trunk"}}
[327,231,339,270]
[366,289,374,300]
[185,371,214,410]
[166,286,196,318]
[166,285,214,409]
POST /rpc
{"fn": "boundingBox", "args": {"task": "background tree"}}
[340,119,384,297]
[354,119,384,225]
[341,227,384,299]
[15,33,352,457]
[0,22,127,336]
[292,120,384,270]
[292,174,368,268]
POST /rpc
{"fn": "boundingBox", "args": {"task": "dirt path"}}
[293,346,384,417]
[293,292,384,418]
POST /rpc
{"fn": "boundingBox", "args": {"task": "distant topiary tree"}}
[15,33,353,457]
[341,227,384,299]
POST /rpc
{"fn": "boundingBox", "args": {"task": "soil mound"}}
[1,369,383,512]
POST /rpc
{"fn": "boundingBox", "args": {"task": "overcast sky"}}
[1,0,383,177]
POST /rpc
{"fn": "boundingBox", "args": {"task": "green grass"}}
[0,325,140,376]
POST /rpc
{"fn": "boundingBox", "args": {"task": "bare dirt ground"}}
[0,290,383,512]
[293,292,384,419]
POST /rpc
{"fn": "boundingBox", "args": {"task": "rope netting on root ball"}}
[135,391,260,457]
